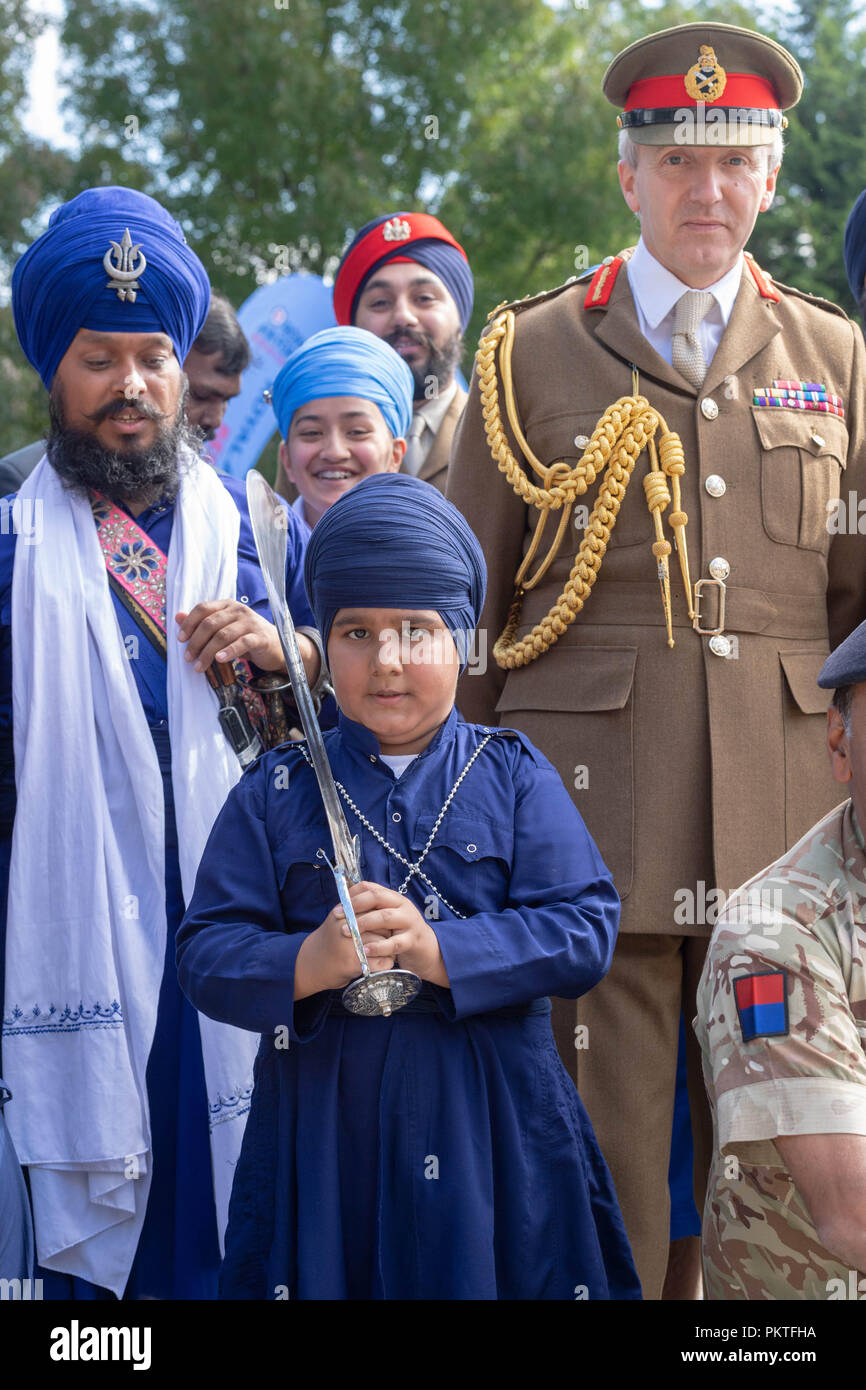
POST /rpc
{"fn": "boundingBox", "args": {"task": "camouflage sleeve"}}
[698,863,866,1161]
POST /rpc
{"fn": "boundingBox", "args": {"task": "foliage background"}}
[2,0,864,456]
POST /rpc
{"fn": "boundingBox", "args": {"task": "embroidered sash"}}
[90,493,168,658]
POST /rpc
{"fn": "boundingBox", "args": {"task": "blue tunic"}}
[177,708,642,1300]
[0,472,314,1299]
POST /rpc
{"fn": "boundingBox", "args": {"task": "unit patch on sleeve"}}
[733,970,789,1041]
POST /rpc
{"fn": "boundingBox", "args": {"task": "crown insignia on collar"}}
[382,217,411,243]
[103,228,147,302]
[684,45,727,103]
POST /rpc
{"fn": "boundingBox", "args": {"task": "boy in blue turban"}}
[274,325,412,530]
[1,186,323,1301]
[178,474,641,1300]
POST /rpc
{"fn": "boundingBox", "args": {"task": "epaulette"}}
[484,275,589,323]
[480,724,545,766]
[743,251,781,303]
[584,255,627,310]
[762,274,853,321]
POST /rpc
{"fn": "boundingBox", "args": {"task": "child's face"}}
[279,396,405,525]
[327,607,460,755]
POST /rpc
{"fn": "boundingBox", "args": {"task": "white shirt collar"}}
[414,378,458,436]
[627,238,743,330]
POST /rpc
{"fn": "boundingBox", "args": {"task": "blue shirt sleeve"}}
[176,759,331,1042]
[430,736,621,1019]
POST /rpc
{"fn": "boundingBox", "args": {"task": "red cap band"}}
[333,213,468,325]
[625,72,779,111]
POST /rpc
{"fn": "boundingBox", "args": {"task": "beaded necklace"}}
[298,733,492,920]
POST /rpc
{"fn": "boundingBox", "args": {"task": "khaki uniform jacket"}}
[416,383,467,494]
[447,250,866,937]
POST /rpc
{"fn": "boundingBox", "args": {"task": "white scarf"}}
[2,454,260,1296]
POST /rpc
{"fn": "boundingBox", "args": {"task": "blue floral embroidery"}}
[91,497,112,524]
[109,541,160,583]
[209,1083,254,1129]
[2,999,123,1037]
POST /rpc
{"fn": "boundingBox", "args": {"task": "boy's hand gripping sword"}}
[246,471,421,1017]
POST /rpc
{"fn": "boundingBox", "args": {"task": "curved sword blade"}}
[245,469,362,883]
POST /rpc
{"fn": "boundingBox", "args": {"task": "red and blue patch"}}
[734,971,788,1042]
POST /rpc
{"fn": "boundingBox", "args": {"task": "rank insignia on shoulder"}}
[584,255,626,309]
[734,970,788,1042]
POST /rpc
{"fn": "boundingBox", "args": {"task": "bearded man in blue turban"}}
[0,186,323,1300]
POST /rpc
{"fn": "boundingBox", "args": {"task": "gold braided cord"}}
[476,309,693,670]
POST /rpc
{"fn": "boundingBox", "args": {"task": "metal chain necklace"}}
[297,734,493,919]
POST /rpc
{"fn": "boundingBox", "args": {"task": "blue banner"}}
[207,275,335,479]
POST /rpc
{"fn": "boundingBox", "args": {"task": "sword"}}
[245,470,421,1017]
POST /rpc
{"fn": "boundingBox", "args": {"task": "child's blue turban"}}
[12,186,211,389]
[271,326,414,441]
[304,473,487,668]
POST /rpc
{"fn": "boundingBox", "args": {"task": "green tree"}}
[0,1,74,454]
[750,0,866,313]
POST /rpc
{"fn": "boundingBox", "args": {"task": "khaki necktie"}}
[401,412,427,477]
[672,289,715,389]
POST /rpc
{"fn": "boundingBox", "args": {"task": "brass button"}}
[701,397,719,420]
[705,475,726,498]
[709,635,732,657]
[709,557,730,580]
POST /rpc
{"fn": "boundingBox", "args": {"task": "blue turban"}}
[12,186,211,389]
[271,325,414,440]
[304,473,487,669]
[844,189,866,301]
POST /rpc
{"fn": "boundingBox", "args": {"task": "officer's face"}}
[618,144,778,287]
[327,607,459,755]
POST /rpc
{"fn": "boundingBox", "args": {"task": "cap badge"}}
[103,228,147,303]
[684,45,727,103]
[382,217,411,243]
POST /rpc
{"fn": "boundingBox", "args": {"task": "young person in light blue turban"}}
[273,325,414,530]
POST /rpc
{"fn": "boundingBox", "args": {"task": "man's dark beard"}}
[46,383,202,507]
[384,328,463,403]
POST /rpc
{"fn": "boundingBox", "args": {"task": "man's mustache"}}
[84,397,167,425]
[384,326,433,351]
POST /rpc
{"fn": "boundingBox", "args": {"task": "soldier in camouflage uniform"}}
[696,617,866,1299]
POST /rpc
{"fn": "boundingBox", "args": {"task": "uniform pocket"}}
[494,645,637,898]
[779,649,835,847]
[527,410,655,550]
[754,408,848,553]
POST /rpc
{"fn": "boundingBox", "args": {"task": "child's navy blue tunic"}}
[178,706,642,1300]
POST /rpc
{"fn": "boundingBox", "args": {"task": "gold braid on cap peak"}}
[476,308,695,669]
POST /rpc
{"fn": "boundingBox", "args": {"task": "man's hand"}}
[294,897,395,1000]
[176,601,320,684]
[345,880,450,987]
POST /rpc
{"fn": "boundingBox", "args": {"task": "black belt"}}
[328,992,551,1020]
